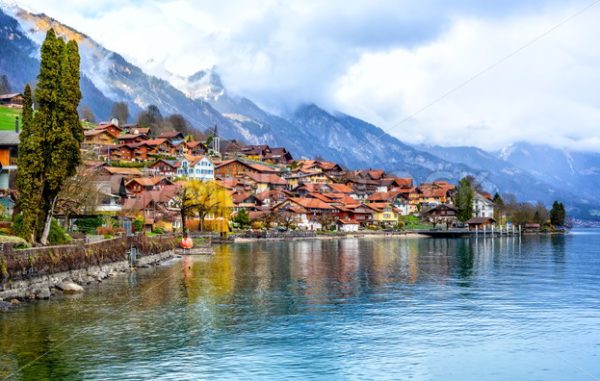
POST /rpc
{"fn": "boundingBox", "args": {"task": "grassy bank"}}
[0,106,21,131]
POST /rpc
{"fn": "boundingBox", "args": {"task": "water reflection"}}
[1,233,599,381]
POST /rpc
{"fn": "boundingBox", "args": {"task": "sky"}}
[12,0,600,151]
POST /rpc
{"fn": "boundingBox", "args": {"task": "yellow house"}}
[286,172,333,189]
[367,203,397,225]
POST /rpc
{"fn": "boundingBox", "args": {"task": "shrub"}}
[133,215,145,232]
[74,216,104,234]
[154,220,173,233]
[96,226,124,236]
[152,227,166,235]
[48,219,72,245]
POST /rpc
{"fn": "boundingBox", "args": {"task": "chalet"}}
[295,160,343,174]
[466,217,496,230]
[273,197,337,230]
[84,130,116,145]
[345,204,375,226]
[177,155,215,181]
[95,123,123,137]
[421,204,458,226]
[114,143,151,161]
[117,134,146,145]
[149,159,179,177]
[121,186,180,228]
[256,189,291,206]
[377,177,413,192]
[97,166,143,179]
[0,131,18,193]
[158,131,185,141]
[285,172,333,189]
[145,138,176,155]
[263,147,293,164]
[125,177,173,194]
[242,172,288,194]
[343,177,379,198]
[232,192,260,211]
[214,158,279,177]
[186,141,207,155]
[0,93,23,106]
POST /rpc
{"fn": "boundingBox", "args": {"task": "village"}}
[0,90,503,239]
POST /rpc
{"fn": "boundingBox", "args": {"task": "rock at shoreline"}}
[35,287,51,300]
[57,282,84,294]
[0,301,12,311]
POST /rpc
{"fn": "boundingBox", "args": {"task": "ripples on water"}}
[1,231,600,380]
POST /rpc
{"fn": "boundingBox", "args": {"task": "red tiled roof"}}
[289,197,336,210]
[244,172,287,185]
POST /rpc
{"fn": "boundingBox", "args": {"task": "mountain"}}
[499,142,600,204]
[2,5,600,220]
[421,144,600,219]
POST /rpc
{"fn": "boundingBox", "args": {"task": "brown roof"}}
[102,167,143,176]
[289,197,336,210]
[117,134,143,140]
[245,172,287,185]
[126,177,170,187]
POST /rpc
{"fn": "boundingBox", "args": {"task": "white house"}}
[177,155,215,181]
[473,193,494,218]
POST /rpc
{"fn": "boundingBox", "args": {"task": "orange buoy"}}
[180,237,193,249]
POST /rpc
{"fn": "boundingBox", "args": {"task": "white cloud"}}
[11,0,600,151]
[333,3,600,151]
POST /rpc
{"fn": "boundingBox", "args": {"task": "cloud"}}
[12,0,600,150]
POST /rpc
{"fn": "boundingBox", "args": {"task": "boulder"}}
[0,301,12,311]
[35,287,51,299]
[57,281,84,294]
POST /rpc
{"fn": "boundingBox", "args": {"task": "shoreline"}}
[0,250,175,309]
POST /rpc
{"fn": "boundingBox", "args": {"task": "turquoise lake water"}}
[1,232,600,380]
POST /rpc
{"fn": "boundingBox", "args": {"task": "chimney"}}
[15,116,19,133]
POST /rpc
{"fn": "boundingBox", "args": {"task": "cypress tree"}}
[16,84,43,242]
[15,29,84,244]
[454,177,474,222]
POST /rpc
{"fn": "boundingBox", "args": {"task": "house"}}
[285,172,333,189]
[473,193,495,218]
[114,143,151,161]
[466,217,496,230]
[83,129,116,146]
[149,159,179,177]
[214,158,279,177]
[176,155,215,181]
[145,138,176,155]
[0,93,23,107]
[243,172,288,194]
[97,166,143,179]
[366,202,398,226]
[125,177,173,194]
[263,147,293,164]
[0,131,18,193]
[345,204,375,226]
[158,131,185,141]
[296,160,343,174]
[336,219,360,232]
[95,122,123,137]
[92,178,126,213]
[121,185,180,229]
[273,197,337,230]
[232,192,260,211]
[422,204,458,226]
[116,133,146,145]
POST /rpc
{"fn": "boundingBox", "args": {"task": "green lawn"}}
[0,105,21,131]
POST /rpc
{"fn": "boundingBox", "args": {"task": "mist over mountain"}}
[1,4,599,220]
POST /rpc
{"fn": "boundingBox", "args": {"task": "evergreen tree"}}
[454,177,475,222]
[15,29,83,244]
[493,192,505,223]
[0,74,11,94]
[550,201,566,227]
[16,84,43,242]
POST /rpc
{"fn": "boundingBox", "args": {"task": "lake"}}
[1,232,600,380]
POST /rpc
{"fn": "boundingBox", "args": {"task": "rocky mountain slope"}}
[1,4,599,219]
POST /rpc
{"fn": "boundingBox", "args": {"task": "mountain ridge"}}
[1,4,599,220]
